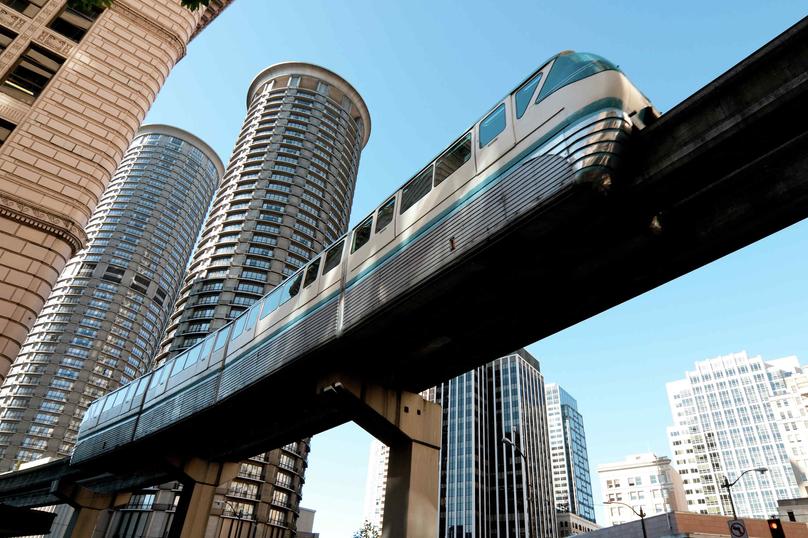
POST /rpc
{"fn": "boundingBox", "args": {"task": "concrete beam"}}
[319,375,441,538]
[51,482,131,538]
[166,457,239,538]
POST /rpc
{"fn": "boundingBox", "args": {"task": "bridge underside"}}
[1,15,807,524]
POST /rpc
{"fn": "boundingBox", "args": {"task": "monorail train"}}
[72,51,658,464]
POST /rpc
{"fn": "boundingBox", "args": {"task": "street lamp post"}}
[502,434,534,538]
[604,501,648,538]
[720,467,768,520]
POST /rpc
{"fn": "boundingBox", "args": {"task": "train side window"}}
[214,328,230,351]
[261,289,281,319]
[199,336,214,359]
[400,166,433,214]
[479,104,506,148]
[231,315,247,340]
[375,197,395,232]
[435,134,472,186]
[351,216,373,252]
[135,376,149,396]
[185,345,202,368]
[246,302,261,328]
[303,257,321,288]
[173,351,189,371]
[515,72,543,119]
[322,240,345,274]
[280,272,303,304]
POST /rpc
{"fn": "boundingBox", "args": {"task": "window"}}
[351,216,372,253]
[515,72,543,118]
[0,117,15,147]
[0,25,17,54]
[375,197,395,233]
[323,241,344,274]
[303,257,320,288]
[48,3,102,42]
[0,45,64,104]
[0,0,47,18]
[434,133,472,186]
[400,166,433,214]
[280,272,303,304]
[536,52,617,103]
[479,103,506,147]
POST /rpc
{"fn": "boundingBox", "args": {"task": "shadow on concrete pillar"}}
[319,375,441,538]
[166,457,239,538]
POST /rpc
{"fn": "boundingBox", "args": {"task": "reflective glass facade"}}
[545,383,595,524]
[0,125,222,471]
[368,350,556,538]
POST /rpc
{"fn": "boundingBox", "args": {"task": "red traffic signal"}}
[767,518,785,538]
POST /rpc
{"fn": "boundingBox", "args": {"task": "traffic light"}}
[767,518,785,538]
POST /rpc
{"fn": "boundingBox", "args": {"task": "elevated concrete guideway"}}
[2,15,808,538]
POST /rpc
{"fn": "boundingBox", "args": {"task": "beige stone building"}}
[0,0,232,384]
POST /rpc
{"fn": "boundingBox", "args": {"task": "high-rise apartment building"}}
[0,0,232,383]
[150,63,370,538]
[362,439,389,530]
[545,383,596,524]
[597,453,686,527]
[366,350,557,538]
[0,124,222,471]
[666,351,807,518]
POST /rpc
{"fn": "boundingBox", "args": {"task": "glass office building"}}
[369,350,557,538]
[545,383,596,524]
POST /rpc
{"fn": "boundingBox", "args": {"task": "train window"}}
[515,72,543,118]
[199,336,214,359]
[214,328,230,351]
[479,104,506,147]
[536,53,617,104]
[231,315,247,340]
[303,257,321,288]
[375,197,395,232]
[400,166,433,214]
[261,289,282,318]
[185,345,202,368]
[246,302,261,328]
[135,376,149,396]
[351,216,373,252]
[279,272,303,305]
[435,134,472,186]
[322,240,344,274]
[174,351,190,372]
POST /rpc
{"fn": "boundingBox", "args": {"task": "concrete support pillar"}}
[384,439,440,538]
[319,376,442,538]
[51,482,131,538]
[167,457,239,538]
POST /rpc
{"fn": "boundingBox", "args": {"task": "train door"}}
[475,99,515,173]
[317,239,345,296]
[297,256,322,306]
[513,64,564,144]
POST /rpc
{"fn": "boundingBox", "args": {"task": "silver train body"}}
[72,51,656,464]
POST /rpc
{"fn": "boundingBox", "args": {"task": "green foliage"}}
[67,0,212,12]
[353,520,381,538]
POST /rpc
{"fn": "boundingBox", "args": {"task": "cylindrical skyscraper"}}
[0,125,223,471]
[151,63,370,537]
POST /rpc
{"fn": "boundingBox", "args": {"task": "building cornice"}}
[0,191,86,254]
[111,1,187,59]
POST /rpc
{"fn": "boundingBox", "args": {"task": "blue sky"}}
[144,1,807,534]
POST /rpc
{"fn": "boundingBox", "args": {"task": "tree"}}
[68,0,212,12]
[353,520,381,538]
